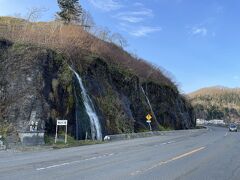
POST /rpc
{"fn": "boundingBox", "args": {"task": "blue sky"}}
[0,0,240,93]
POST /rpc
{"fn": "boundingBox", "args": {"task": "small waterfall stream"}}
[70,67,102,140]
[141,86,158,122]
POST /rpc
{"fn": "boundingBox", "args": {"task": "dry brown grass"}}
[0,16,176,89]
[189,86,240,98]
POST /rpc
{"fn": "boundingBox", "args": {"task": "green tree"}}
[57,0,82,24]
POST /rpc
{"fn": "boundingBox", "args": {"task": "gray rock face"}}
[0,135,6,150]
[0,43,47,133]
[141,82,195,129]
[0,39,195,145]
[83,58,195,134]
[0,40,74,144]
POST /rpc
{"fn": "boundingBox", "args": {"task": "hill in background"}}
[189,86,240,123]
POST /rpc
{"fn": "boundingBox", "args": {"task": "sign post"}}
[55,120,68,144]
[146,114,152,131]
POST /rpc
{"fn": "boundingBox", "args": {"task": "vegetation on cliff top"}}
[0,16,176,91]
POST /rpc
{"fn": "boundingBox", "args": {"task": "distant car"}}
[229,123,238,132]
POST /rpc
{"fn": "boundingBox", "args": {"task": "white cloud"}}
[129,26,162,37]
[115,3,159,37]
[114,8,153,23]
[129,9,153,16]
[191,27,208,37]
[88,1,161,37]
[133,2,144,7]
[116,16,144,23]
[88,0,123,12]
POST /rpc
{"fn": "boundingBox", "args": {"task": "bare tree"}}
[94,27,111,42]
[79,9,95,32]
[111,33,128,48]
[25,7,48,22]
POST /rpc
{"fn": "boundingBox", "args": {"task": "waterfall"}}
[141,86,158,122]
[70,67,102,141]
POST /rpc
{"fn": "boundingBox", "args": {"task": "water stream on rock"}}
[70,67,102,140]
[141,86,158,122]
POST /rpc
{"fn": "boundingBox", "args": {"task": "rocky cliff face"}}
[0,39,74,143]
[0,39,195,144]
[83,58,195,135]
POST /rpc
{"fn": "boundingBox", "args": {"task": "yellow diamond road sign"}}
[146,114,152,121]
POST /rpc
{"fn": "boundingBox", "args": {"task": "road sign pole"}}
[148,122,152,131]
[55,125,58,144]
[65,124,67,144]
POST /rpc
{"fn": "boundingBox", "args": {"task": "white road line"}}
[224,132,228,137]
[37,163,70,171]
[36,153,114,171]
[155,141,176,147]
[130,146,206,176]
[167,141,175,144]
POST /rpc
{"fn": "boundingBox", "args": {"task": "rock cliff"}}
[0,39,195,144]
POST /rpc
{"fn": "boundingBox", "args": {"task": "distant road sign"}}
[146,114,152,121]
[146,114,152,131]
[57,120,68,126]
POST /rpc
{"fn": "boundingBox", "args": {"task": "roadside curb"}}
[104,128,208,142]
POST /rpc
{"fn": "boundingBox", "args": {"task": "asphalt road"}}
[0,126,240,180]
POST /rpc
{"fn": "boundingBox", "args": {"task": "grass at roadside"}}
[44,134,104,149]
[158,125,174,131]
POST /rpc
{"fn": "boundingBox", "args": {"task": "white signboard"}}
[55,120,68,144]
[57,120,68,126]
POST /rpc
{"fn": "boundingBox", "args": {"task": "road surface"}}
[0,126,240,180]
